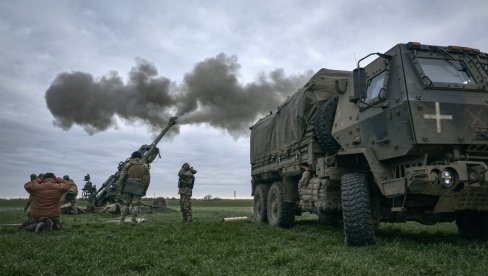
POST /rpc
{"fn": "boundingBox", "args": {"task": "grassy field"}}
[1,199,487,275]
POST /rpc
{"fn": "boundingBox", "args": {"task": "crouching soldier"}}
[21,173,70,232]
[60,175,80,214]
[117,151,150,224]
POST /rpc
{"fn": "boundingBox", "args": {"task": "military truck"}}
[250,42,488,246]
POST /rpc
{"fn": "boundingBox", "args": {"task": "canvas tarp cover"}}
[250,69,352,163]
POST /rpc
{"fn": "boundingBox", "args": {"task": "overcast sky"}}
[1,0,487,199]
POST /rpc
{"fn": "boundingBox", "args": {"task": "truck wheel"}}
[456,211,488,240]
[315,97,340,154]
[267,182,295,227]
[341,172,376,246]
[253,185,269,224]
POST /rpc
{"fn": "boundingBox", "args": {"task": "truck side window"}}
[366,71,386,100]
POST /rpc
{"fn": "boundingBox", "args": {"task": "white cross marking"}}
[423,102,452,133]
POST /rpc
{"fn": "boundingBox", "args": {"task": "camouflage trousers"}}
[179,194,192,222]
[61,199,78,214]
[120,193,142,223]
[68,199,78,214]
[19,217,62,232]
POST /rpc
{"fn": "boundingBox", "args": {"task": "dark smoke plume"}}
[45,54,313,136]
[45,59,176,135]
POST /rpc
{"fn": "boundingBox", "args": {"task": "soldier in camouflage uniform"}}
[24,174,38,213]
[178,163,197,222]
[60,175,79,214]
[298,163,312,209]
[117,151,150,223]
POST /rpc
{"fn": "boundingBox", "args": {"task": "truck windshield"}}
[417,58,475,84]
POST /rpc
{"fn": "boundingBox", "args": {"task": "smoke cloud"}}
[45,54,313,136]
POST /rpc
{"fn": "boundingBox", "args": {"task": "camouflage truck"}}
[250,42,488,246]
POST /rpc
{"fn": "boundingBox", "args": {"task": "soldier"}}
[24,174,38,213]
[298,163,312,209]
[178,163,197,222]
[21,173,70,232]
[298,163,312,188]
[60,175,79,214]
[117,151,150,224]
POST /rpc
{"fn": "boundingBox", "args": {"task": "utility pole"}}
[234,191,236,200]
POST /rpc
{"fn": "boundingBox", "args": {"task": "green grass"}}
[1,199,487,275]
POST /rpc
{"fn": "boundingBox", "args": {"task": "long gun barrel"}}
[140,116,178,163]
[88,117,177,207]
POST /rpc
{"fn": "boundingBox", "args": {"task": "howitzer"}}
[85,117,177,208]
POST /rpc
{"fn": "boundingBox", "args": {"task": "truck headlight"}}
[440,170,454,187]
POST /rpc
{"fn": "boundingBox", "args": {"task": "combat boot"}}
[21,223,37,232]
[45,219,54,231]
[34,222,45,233]
[131,206,140,224]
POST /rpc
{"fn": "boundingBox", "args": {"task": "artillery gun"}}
[83,117,177,209]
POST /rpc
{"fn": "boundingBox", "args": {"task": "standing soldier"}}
[60,175,79,214]
[298,162,312,209]
[117,151,150,224]
[21,173,70,232]
[178,163,197,222]
[24,174,38,213]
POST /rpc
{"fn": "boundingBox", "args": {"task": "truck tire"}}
[456,211,488,240]
[267,182,295,227]
[341,172,376,246]
[253,185,269,224]
[315,97,340,154]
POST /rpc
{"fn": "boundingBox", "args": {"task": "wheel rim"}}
[271,194,278,219]
[255,195,262,219]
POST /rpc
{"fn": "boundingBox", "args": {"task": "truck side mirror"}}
[351,67,367,103]
[350,52,391,103]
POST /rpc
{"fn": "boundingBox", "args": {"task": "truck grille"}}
[393,162,424,178]
[466,144,488,162]
[473,128,488,142]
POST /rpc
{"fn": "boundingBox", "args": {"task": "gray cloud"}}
[1,0,487,199]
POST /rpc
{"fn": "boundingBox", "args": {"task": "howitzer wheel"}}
[456,211,488,240]
[341,172,376,246]
[152,197,167,209]
[253,185,269,224]
[266,182,295,227]
[315,97,340,154]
